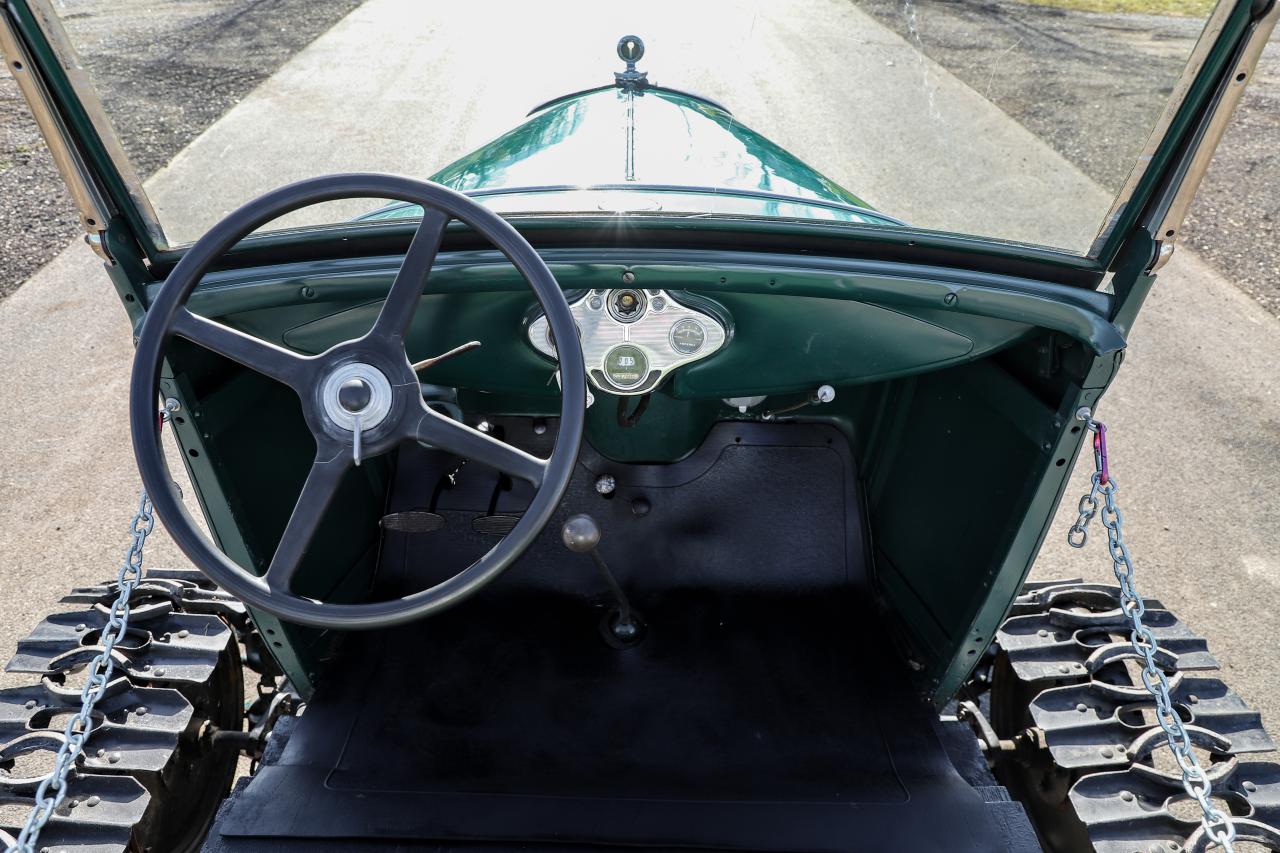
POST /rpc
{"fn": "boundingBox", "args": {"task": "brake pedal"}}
[380,511,445,534]
[472,514,521,536]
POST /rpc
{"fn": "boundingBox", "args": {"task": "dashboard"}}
[527,288,729,395]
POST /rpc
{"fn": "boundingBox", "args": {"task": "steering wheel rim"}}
[131,174,587,630]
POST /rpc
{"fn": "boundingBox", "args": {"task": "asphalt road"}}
[0,0,1277,793]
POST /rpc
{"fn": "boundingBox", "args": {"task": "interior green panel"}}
[171,249,1118,352]
[140,247,1129,700]
[868,361,1048,649]
[166,250,1122,406]
[677,294,974,394]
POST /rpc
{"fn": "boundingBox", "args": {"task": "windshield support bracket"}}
[1141,0,1278,275]
[0,6,114,262]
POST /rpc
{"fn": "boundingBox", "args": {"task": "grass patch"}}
[1019,0,1215,15]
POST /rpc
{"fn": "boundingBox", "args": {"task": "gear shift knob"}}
[562,514,601,553]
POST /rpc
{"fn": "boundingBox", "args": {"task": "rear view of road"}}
[0,0,1276,751]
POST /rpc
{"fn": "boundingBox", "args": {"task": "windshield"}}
[43,0,1222,254]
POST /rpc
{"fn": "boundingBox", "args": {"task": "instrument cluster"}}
[527,288,728,395]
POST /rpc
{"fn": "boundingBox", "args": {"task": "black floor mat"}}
[216,591,1037,851]
[331,592,903,803]
[211,425,1037,851]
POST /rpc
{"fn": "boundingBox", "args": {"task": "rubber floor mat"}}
[218,590,1038,851]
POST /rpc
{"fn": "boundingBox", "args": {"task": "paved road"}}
[0,0,1277,762]
[859,0,1280,315]
[0,0,362,299]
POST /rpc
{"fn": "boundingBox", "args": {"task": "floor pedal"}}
[472,514,521,536]
[380,511,445,534]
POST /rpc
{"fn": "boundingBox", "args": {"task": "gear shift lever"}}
[562,514,642,644]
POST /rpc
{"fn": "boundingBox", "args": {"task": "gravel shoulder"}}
[0,0,361,299]
[857,0,1280,314]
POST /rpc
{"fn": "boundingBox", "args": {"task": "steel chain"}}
[4,490,155,853]
[1068,409,1237,851]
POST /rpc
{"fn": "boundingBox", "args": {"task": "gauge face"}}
[608,289,647,324]
[669,318,707,354]
[602,344,649,389]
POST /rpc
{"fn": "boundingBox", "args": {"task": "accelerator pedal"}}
[472,514,521,536]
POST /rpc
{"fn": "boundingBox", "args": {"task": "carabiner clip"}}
[1076,407,1110,485]
[1092,422,1109,485]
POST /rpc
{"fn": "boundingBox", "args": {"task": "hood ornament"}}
[614,35,649,92]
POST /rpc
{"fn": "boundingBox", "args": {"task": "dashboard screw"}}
[300,285,316,299]
[621,271,636,285]
[943,292,958,305]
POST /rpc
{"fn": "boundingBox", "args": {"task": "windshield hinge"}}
[85,230,114,263]
[1146,241,1174,274]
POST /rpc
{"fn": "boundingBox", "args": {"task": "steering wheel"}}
[130,174,586,630]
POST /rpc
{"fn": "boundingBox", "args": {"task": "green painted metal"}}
[157,253,1123,401]
[151,246,1126,696]
[165,211,1106,291]
[432,88,876,206]
[354,86,899,225]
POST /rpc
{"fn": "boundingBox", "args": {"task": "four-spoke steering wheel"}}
[130,174,586,629]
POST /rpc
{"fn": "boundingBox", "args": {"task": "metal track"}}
[0,568,245,852]
[994,579,1280,852]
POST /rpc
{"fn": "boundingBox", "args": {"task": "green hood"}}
[362,86,900,226]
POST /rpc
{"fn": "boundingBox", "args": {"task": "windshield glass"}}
[46,0,1219,254]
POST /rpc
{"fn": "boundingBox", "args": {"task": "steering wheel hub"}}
[320,362,394,432]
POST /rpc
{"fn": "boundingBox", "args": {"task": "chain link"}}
[1069,411,1237,851]
[4,490,155,853]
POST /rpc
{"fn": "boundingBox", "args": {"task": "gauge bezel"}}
[668,317,708,355]
[527,289,728,395]
[601,343,651,390]
[607,288,648,324]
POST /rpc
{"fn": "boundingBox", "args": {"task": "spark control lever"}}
[562,513,643,645]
